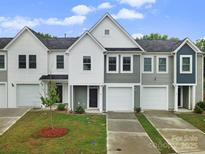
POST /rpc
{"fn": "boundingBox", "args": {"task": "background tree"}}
[41,81,59,128]
[196,39,205,52]
[135,33,179,41]
[37,32,54,39]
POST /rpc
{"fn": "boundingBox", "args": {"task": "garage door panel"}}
[0,84,7,108]
[17,84,41,107]
[107,87,133,111]
[141,87,167,110]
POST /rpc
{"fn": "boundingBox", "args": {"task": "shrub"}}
[195,101,205,110]
[75,106,85,114]
[57,104,66,111]
[134,107,141,113]
[194,105,203,114]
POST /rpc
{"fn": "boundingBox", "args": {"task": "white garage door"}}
[141,87,168,110]
[17,84,41,107]
[107,87,133,111]
[0,84,7,108]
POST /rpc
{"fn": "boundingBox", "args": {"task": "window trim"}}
[120,55,133,73]
[0,53,6,71]
[56,55,64,69]
[83,56,91,71]
[157,56,168,74]
[104,29,110,36]
[143,56,154,73]
[18,55,26,69]
[180,55,192,74]
[29,55,37,69]
[107,55,119,73]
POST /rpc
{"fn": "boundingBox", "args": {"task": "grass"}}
[177,112,205,133]
[0,111,106,154]
[136,113,175,154]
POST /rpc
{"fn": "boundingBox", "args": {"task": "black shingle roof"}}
[105,48,141,51]
[0,38,13,49]
[39,74,68,80]
[136,39,183,52]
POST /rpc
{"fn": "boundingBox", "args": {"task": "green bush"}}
[195,101,205,110]
[194,105,203,114]
[134,107,141,113]
[75,106,85,114]
[57,103,66,111]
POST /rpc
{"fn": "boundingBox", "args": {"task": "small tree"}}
[41,81,59,128]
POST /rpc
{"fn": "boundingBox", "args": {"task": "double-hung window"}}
[121,55,133,73]
[180,55,192,74]
[107,55,118,73]
[56,55,64,69]
[83,56,91,71]
[0,54,5,70]
[157,56,168,73]
[19,55,26,69]
[29,55,36,69]
[143,57,153,73]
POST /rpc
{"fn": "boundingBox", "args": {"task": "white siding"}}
[91,17,137,48]
[7,30,48,107]
[69,34,104,85]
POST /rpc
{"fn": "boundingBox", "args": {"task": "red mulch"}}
[39,127,68,138]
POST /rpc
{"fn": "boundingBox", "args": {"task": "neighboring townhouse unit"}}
[0,13,203,112]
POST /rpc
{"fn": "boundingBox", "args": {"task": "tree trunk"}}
[50,106,53,129]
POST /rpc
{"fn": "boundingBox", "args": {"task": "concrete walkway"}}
[107,112,160,154]
[144,111,205,154]
[0,108,30,135]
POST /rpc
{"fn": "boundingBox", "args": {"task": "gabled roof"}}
[39,74,68,80]
[66,31,106,53]
[105,47,141,52]
[136,39,183,52]
[89,13,144,51]
[0,38,13,49]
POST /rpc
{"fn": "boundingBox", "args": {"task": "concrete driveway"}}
[0,108,30,135]
[144,111,205,154]
[107,112,160,154]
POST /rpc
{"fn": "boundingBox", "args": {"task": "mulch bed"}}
[39,127,68,138]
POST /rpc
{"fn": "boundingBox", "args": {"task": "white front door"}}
[0,84,7,108]
[141,86,168,110]
[107,87,133,111]
[16,84,41,107]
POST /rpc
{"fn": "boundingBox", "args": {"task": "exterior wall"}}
[103,85,106,111]
[177,44,196,84]
[0,52,7,82]
[7,30,48,107]
[183,86,189,109]
[48,51,68,74]
[168,85,175,110]
[73,86,87,110]
[62,83,68,104]
[196,55,203,102]
[69,34,104,85]
[90,17,137,48]
[105,55,140,83]
[134,86,140,108]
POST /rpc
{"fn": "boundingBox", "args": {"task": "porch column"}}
[192,85,196,110]
[174,85,178,111]
[99,85,103,112]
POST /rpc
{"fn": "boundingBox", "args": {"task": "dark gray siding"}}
[177,44,196,83]
[0,71,7,81]
[134,86,140,108]
[73,86,87,110]
[104,55,140,83]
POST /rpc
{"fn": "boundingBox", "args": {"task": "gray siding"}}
[134,86,140,108]
[168,85,174,110]
[142,56,173,85]
[196,55,203,102]
[73,86,87,110]
[105,55,140,83]
[0,71,7,82]
[177,44,196,83]
[103,86,106,111]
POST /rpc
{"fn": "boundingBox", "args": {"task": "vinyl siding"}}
[196,55,203,102]
[0,71,7,82]
[73,86,87,110]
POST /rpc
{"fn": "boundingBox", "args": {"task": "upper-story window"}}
[56,55,64,69]
[180,55,192,74]
[19,55,26,69]
[0,54,5,70]
[143,56,153,73]
[121,55,133,73]
[83,56,91,71]
[104,29,110,36]
[107,55,118,73]
[157,56,168,73]
[29,55,36,69]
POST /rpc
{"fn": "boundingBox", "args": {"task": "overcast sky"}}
[0,0,204,41]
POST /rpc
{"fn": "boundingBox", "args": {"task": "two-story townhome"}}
[0,13,203,112]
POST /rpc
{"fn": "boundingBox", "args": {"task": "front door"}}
[56,84,63,103]
[89,88,98,108]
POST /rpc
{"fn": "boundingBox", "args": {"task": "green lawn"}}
[136,113,175,154]
[177,112,205,133]
[0,111,106,154]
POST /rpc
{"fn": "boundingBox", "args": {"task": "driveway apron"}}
[107,112,160,154]
[144,111,205,154]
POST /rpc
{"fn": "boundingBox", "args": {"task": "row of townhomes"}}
[0,13,203,112]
